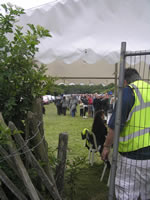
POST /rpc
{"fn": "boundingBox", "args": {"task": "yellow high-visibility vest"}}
[119,80,150,152]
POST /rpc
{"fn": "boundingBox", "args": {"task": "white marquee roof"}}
[5,0,150,64]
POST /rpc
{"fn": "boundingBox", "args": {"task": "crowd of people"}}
[54,95,78,117]
[54,92,114,169]
[54,92,115,120]
[51,67,150,199]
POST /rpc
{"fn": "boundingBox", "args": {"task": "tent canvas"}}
[46,59,116,85]
[15,0,150,64]
[1,0,150,83]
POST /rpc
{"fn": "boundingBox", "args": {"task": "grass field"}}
[43,103,109,200]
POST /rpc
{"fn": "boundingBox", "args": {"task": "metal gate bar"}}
[108,42,150,199]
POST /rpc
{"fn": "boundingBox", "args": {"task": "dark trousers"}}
[62,107,67,115]
[83,106,88,116]
[57,106,62,115]
[80,108,84,116]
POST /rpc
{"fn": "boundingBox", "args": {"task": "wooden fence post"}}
[0,146,19,176]
[31,98,45,138]
[31,98,49,157]
[27,111,56,185]
[8,126,40,200]
[9,122,62,200]
[55,133,68,195]
[0,168,28,200]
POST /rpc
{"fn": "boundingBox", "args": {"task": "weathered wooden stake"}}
[9,122,62,200]
[0,145,45,199]
[31,98,45,138]
[0,168,28,200]
[55,133,68,195]
[32,98,49,157]
[8,123,40,200]
[0,146,18,176]
[27,111,56,185]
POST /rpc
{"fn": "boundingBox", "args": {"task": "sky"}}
[0,0,57,9]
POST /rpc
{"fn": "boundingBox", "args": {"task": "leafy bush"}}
[0,4,54,129]
[65,156,87,200]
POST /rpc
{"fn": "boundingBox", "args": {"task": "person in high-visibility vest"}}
[101,68,150,200]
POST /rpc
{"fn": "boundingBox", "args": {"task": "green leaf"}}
[0,4,54,130]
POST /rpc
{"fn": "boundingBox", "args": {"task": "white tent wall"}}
[46,60,150,85]
[15,0,150,64]
[2,0,150,84]
[46,60,116,85]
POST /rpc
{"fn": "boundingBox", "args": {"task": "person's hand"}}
[101,146,110,161]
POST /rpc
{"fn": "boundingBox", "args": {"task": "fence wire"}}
[0,120,45,163]
[109,42,150,200]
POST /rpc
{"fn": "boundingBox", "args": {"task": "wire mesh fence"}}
[109,42,150,200]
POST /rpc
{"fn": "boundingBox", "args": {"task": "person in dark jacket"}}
[55,96,62,115]
[91,110,107,153]
[61,96,68,116]
[81,95,88,118]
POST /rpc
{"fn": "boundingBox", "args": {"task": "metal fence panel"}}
[109,42,150,200]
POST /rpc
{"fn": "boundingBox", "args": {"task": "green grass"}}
[44,103,109,200]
